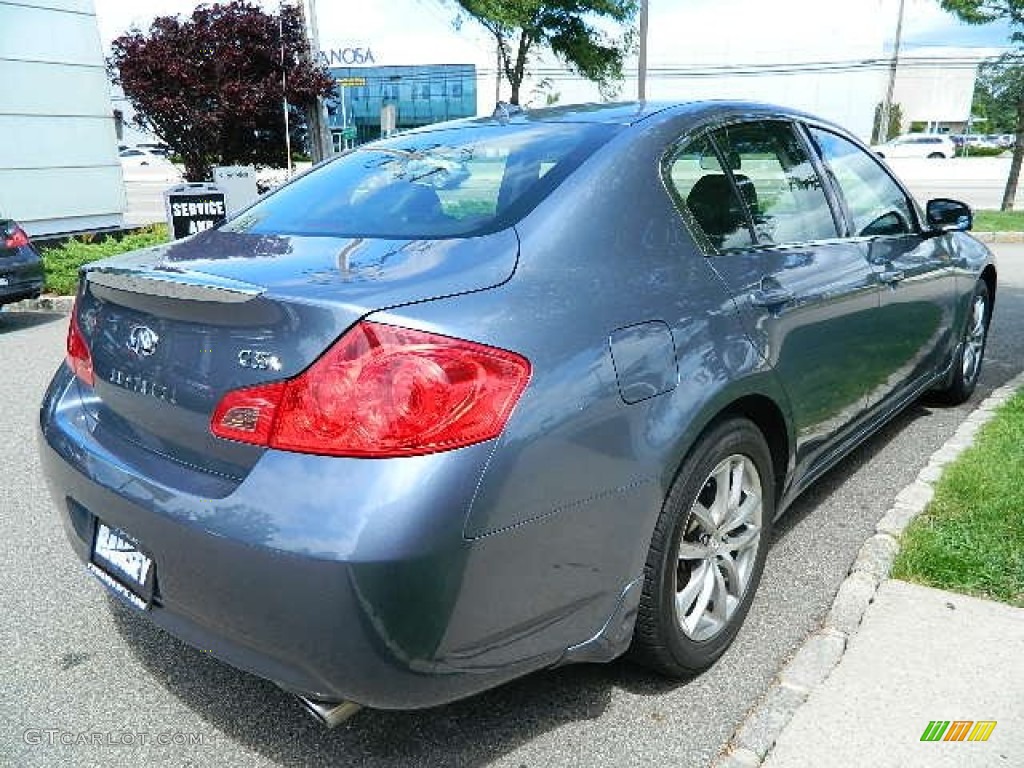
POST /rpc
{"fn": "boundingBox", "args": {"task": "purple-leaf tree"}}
[110,1,335,181]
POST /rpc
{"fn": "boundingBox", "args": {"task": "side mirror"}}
[926,198,972,232]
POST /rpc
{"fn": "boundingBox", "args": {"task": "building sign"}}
[317,47,376,67]
[164,184,227,239]
[336,77,366,87]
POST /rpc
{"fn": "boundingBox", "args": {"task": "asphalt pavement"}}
[2,245,1023,768]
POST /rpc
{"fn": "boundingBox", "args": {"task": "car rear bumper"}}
[38,365,567,709]
[0,278,44,305]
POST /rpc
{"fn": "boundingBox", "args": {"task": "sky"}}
[93,0,1016,61]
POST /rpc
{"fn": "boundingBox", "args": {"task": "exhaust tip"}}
[296,695,363,729]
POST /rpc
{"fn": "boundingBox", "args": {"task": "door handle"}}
[878,269,905,284]
[750,287,795,308]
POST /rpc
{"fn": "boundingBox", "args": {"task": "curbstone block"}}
[732,684,808,760]
[892,481,934,513]
[2,295,74,313]
[778,631,847,691]
[851,534,899,581]
[713,747,762,768]
[826,571,878,635]
[877,504,920,538]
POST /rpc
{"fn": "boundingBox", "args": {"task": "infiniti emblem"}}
[127,325,160,357]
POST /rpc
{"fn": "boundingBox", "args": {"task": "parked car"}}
[871,133,956,159]
[39,101,996,727]
[0,219,44,307]
[134,142,171,156]
[118,147,172,167]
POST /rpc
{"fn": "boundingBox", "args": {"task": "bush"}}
[40,224,168,295]
[963,146,1008,157]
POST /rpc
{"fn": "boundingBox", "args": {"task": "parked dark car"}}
[39,101,995,727]
[0,220,44,307]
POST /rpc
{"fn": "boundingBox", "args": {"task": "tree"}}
[110,1,335,182]
[940,0,1024,209]
[872,101,904,142]
[972,57,1023,133]
[454,0,637,106]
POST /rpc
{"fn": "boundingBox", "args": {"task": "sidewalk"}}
[715,373,1024,768]
[763,580,1023,768]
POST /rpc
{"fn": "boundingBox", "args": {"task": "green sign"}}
[341,126,357,140]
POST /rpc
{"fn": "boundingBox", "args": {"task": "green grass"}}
[972,210,1024,232]
[40,224,168,295]
[892,391,1024,606]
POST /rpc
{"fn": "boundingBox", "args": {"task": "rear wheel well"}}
[980,265,997,313]
[711,395,790,503]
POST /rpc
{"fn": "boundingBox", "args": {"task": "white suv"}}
[871,134,956,159]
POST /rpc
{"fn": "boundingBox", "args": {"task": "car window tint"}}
[221,123,618,239]
[667,135,755,250]
[808,127,915,237]
[710,121,838,245]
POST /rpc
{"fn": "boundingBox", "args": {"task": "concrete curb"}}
[971,230,1024,243]
[712,370,1024,768]
[1,295,74,314]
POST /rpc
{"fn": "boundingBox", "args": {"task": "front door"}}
[804,126,958,410]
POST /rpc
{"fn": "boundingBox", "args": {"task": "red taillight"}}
[210,321,531,457]
[66,299,94,386]
[3,225,29,249]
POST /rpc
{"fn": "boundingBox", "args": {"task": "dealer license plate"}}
[89,522,153,609]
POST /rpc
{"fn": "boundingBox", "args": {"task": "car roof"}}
[399,100,844,137]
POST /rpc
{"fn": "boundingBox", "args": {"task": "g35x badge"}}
[238,349,282,371]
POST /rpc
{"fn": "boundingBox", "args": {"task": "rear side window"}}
[710,121,839,245]
[667,135,755,250]
[223,123,618,239]
[807,127,915,237]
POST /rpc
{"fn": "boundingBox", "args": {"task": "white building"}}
[892,48,984,133]
[318,0,893,141]
[1,0,124,236]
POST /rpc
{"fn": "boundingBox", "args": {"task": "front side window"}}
[710,121,839,245]
[222,123,619,239]
[667,135,755,251]
[807,127,915,237]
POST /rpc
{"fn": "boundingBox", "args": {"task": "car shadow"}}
[0,310,65,333]
[109,598,677,766]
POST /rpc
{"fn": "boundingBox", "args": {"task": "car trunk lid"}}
[76,228,519,484]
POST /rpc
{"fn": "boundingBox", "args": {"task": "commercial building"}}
[1,0,123,236]
[891,48,981,134]
[326,62,477,148]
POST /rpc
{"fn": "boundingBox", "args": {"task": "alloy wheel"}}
[675,454,763,641]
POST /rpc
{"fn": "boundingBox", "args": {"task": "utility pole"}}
[300,0,333,161]
[638,0,649,100]
[878,0,906,143]
[278,5,293,177]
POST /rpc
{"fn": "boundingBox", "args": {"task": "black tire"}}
[931,280,991,405]
[630,417,775,677]
[928,152,945,159]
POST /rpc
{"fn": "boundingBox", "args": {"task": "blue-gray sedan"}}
[39,101,996,726]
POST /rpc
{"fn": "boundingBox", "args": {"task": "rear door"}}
[804,126,958,410]
[667,119,880,473]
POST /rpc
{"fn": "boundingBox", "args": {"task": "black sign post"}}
[164,183,227,240]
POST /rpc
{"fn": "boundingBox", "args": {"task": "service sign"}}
[164,183,227,239]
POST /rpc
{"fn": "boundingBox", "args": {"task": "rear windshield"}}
[222,122,619,239]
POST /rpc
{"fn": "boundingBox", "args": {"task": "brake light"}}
[211,321,531,457]
[66,299,95,386]
[3,225,29,249]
